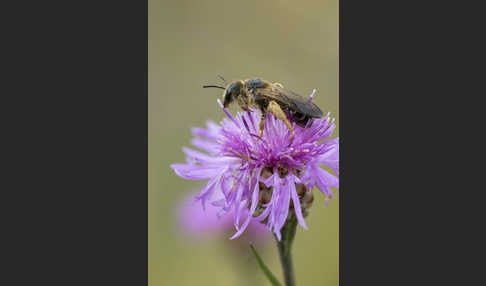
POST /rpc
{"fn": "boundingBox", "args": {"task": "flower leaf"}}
[250,244,282,286]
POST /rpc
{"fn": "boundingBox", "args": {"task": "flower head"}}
[171,92,339,240]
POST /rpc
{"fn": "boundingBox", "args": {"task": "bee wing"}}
[260,86,323,118]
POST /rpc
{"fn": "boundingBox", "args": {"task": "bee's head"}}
[223,80,244,108]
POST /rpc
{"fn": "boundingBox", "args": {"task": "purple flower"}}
[177,190,272,243]
[171,93,339,240]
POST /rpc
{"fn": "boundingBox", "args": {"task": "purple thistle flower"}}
[171,92,339,240]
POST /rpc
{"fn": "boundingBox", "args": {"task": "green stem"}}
[275,214,298,286]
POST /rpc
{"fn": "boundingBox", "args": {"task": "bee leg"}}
[273,82,284,88]
[267,100,294,137]
[259,112,266,137]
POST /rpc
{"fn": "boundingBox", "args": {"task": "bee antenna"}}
[203,85,225,90]
[216,74,227,86]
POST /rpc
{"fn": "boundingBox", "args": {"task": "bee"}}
[203,76,323,137]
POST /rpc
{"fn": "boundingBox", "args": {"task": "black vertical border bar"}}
[339,0,481,285]
[3,1,148,285]
[340,0,415,285]
[76,1,149,284]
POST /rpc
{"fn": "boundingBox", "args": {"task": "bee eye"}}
[223,89,235,107]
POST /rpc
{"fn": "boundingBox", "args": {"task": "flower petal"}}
[170,163,225,180]
[288,175,308,230]
[190,138,220,154]
[230,168,262,239]
[196,175,221,210]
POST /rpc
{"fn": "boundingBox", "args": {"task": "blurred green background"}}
[149,0,338,285]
